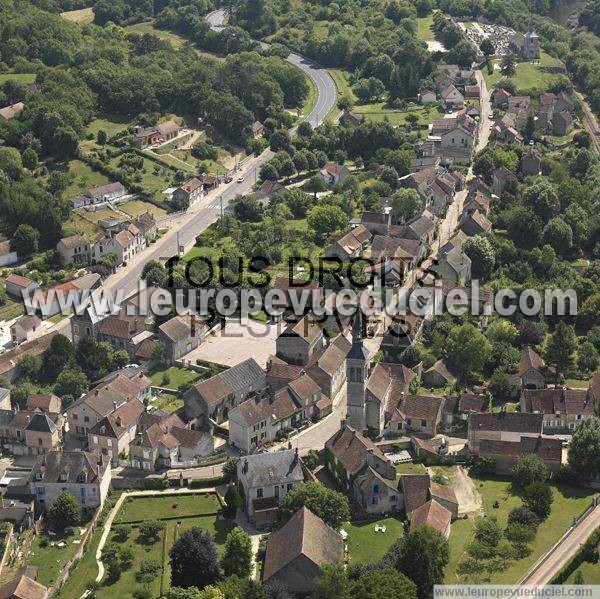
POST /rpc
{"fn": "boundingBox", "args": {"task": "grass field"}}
[0,73,36,85]
[54,530,102,599]
[151,392,184,414]
[149,366,200,390]
[445,477,596,583]
[566,560,600,583]
[444,518,475,584]
[63,206,126,238]
[85,117,130,138]
[60,7,94,24]
[416,15,435,41]
[395,462,427,476]
[345,516,404,564]
[115,493,221,524]
[63,159,110,200]
[119,199,167,219]
[124,21,188,48]
[107,154,174,198]
[0,294,24,322]
[327,69,355,121]
[484,52,565,94]
[351,101,444,126]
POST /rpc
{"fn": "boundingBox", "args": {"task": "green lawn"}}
[55,529,102,599]
[85,117,130,138]
[485,52,565,94]
[448,477,596,583]
[63,159,111,200]
[327,69,356,122]
[119,199,167,219]
[0,294,24,322]
[345,517,405,564]
[124,21,188,49]
[416,15,435,41]
[301,75,317,119]
[63,206,126,238]
[395,462,427,477]
[444,517,475,584]
[25,528,89,587]
[352,102,444,126]
[565,378,590,389]
[149,366,200,390]
[482,61,503,89]
[0,73,36,85]
[107,154,174,198]
[565,560,600,584]
[151,392,184,414]
[114,493,221,524]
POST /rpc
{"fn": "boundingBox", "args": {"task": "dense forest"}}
[0,0,307,250]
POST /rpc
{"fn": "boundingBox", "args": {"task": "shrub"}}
[141,478,169,490]
[189,476,226,489]
[507,507,539,529]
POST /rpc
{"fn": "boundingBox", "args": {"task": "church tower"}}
[346,309,369,432]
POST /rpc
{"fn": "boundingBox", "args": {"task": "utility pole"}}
[220,195,223,219]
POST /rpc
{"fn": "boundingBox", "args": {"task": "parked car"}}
[237,176,245,183]
[224,176,233,183]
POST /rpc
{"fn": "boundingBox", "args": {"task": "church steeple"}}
[346,307,369,432]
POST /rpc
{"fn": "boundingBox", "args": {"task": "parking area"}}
[181,318,281,368]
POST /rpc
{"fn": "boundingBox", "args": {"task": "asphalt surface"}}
[206,8,337,127]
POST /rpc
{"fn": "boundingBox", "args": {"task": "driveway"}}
[181,319,280,368]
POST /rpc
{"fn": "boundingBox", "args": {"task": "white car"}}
[237,176,245,183]
[488,112,494,119]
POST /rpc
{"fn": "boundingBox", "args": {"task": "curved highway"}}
[206,8,337,127]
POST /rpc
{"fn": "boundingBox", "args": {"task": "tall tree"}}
[170,527,220,589]
[47,490,80,530]
[221,526,253,578]
[568,417,600,477]
[279,482,350,530]
[381,525,449,599]
[544,321,576,382]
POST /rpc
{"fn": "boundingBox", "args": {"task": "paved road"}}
[520,503,600,585]
[206,8,337,127]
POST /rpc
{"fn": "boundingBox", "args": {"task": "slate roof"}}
[469,412,543,434]
[263,507,344,582]
[238,448,303,488]
[410,499,451,534]
[30,450,109,484]
[25,413,56,434]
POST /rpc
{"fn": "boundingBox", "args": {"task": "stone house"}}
[431,246,471,286]
[520,386,596,433]
[459,211,492,236]
[440,84,464,109]
[93,225,145,266]
[24,412,62,456]
[10,315,42,344]
[491,87,511,108]
[57,234,91,265]
[158,315,205,364]
[419,90,437,104]
[0,574,47,599]
[318,162,350,186]
[468,411,543,453]
[228,374,324,453]
[237,448,304,528]
[184,358,266,425]
[553,110,573,136]
[29,450,111,514]
[324,225,372,260]
[478,436,562,474]
[88,399,146,466]
[172,178,204,209]
[410,499,452,537]
[306,342,347,400]
[518,346,552,389]
[492,166,518,195]
[422,358,459,388]
[129,412,213,470]
[155,120,180,142]
[26,393,61,414]
[324,424,400,514]
[5,274,38,299]
[262,507,344,594]
[521,149,541,175]
[251,120,265,138]
[66,371,151,439]
[275,315,325,366]
[70,182,126,209]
